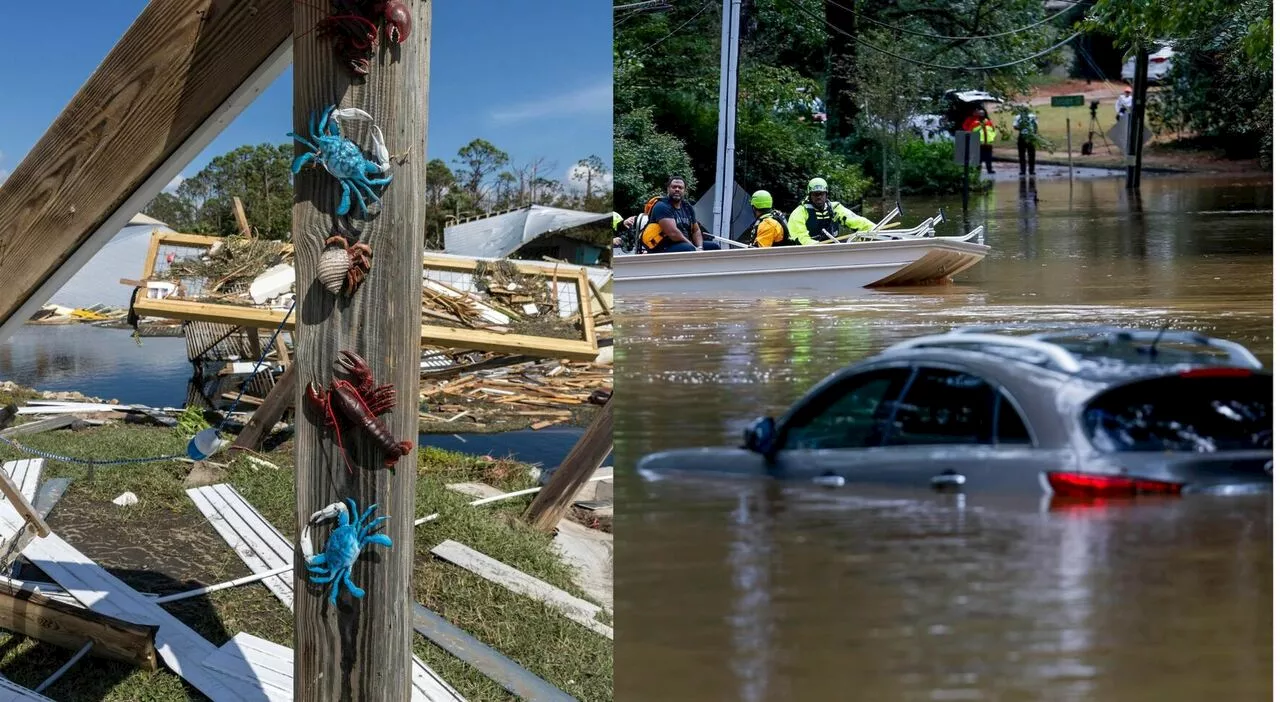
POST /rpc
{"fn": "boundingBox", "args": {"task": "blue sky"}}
[0,1,611,192]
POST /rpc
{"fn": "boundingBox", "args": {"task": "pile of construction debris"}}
[27,303,128,326]
[420,359,612,431]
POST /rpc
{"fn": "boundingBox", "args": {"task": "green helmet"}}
[749,190,773,209]
[612,211,622,229]
[807,177,829,193]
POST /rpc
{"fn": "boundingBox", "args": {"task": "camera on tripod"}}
[1089,99,1100,117]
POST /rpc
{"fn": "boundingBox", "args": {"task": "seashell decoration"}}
[318,244,352,295]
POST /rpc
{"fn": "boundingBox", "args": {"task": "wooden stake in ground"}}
[524,398,613,532]
[291,2,429,700]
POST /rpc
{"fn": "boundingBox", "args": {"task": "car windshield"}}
[1082,375,1271,452]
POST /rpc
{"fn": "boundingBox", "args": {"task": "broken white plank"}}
[0,674,55,701]
[429,540,613,639]
[186,485,294,609]
[9,525,270,701]
[3,460,42,505]
[15,403,122,415]
[188,485,465,702]
[445,483,505,500]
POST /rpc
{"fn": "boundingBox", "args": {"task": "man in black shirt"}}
[639,176,702,253]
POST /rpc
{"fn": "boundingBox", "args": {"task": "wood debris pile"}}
[166,237,293,300]
[420,360,612,430]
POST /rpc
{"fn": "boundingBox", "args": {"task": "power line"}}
[629,0,718,56]
[782,0,1081,72]
[840,0,1087,41]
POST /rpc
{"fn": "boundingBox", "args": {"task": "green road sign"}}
[1050,94,1085,108]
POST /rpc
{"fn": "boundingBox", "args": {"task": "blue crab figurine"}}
[288,106,393,217]
[306,498,393,606]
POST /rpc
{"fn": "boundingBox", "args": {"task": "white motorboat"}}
[614,211,989,295]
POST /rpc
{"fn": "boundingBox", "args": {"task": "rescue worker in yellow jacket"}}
[744,190,795,247]
[786,178,875,244]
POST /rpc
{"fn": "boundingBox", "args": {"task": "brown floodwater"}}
[613,173,1273,701]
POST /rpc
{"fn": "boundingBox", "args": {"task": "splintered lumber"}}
[230,364,297,453]
[130,297,599,360]
[523,399,613,532]
[0,0,292,345]
[0,579,159,670]
[429,540,612,639]
[10,530,269,700]
[0,461,51,571]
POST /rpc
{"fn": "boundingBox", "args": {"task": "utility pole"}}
[1126,43,1149,190]
[712,0,742,242]
[292,1,429,700]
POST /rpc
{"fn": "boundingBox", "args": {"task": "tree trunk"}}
[825,0,859,141]
[291,1,429,699]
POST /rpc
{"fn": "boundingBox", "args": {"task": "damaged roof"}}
[444,205,611,259]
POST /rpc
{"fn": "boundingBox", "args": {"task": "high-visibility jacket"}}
[786,201,875,245]
[973,119,997,145]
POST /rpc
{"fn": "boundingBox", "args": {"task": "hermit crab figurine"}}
[306,350,413,471]
[317,235,373,296]
[288,105,392,217]
[305,498,392,606]
[318,0,412,76]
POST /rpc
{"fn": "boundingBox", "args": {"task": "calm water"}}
[614,174,1273,701]
[0,325,191,407]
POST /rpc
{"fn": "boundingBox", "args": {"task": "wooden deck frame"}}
[0,0,293,347]
[127,232,600,360]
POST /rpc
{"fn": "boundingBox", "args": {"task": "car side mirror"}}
[743,416,777,455]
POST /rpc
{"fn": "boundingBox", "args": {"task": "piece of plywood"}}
[131,298,600,360]
[429,540,612,639]
[186,485,465,702]
[0,0,293,345]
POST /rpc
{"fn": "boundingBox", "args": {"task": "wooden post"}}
[292,2,430,700]
[523,398,613,532]
[1066,118,1073,180]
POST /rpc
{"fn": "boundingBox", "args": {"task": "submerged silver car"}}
[637,327,1272,498]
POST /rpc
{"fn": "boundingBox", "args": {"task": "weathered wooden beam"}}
[292,0,430,698]
[230,364,296,453]
[0,416,78,439]
[131,297,601,360]
[523,398,613,531]
[232,197,254,238]
[0,0,293,346]
[0,580,159,671]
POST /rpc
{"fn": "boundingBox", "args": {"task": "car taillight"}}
[1179,367,1255,378]
[1044,471,1183,497]
[1151,57,1168,63]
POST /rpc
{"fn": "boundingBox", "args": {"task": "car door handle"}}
[931,470,966,490]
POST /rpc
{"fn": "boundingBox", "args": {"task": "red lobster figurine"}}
[307,351,413,472]
[318,0,412,76]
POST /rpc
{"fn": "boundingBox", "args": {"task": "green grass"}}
[991,104,1101,154]
[0,425,612,701]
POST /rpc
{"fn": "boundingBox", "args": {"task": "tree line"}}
[144,139,611,248]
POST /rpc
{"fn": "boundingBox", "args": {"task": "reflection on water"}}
[615,175,1272,700]
[0,325,191,407]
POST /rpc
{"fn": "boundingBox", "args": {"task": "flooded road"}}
[613,174,1272,700]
